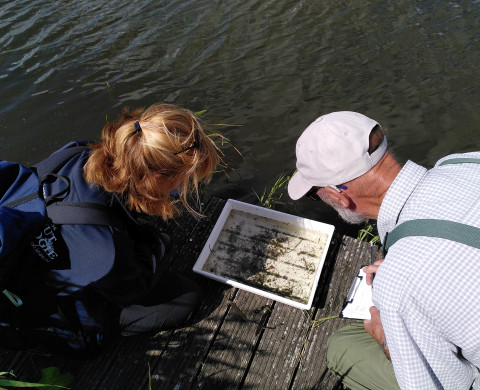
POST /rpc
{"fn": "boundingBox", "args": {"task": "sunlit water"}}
[2,0,480,232]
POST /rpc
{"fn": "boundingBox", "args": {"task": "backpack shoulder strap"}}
[36,144,133,229]
[34,145,90,177]
[47,202,123,228]
[35,144,122,228]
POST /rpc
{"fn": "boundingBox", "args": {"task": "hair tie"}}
[133,121,142,134]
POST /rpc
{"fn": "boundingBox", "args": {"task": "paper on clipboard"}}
[341,267,374,320]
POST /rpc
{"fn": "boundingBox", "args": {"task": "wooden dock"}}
[0,197,379,389]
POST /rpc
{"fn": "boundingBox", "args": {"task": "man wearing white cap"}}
[288,111,480,390]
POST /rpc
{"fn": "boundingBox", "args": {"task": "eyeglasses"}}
[173,128,200,155]
[305,184,348,201]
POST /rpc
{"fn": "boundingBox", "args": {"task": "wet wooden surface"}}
[0,197,380,389]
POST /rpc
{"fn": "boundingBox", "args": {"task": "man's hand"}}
[363,259,384,285]
[364,306,390,359]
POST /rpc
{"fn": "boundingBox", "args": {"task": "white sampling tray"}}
[193,199,335,310]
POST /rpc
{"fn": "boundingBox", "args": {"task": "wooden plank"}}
[191,289,272,390]
[92,332,173,390]
[165,198,226,274]
[140,198,229,390]
[0,349,61,384]
[0,196,384,390]
[0,349,29,377]
[242,301,310,389]
[3,329,173,389]
[143,282,232,390]
[241,232,343,389]
[291,237,382,389]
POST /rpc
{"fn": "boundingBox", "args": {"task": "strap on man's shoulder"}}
[384,219,480,251]
[439,158,480,166]
[384,157,480,253]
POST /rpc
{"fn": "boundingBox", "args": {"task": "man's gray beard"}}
[320,188,366,225]
[333,203,366,225]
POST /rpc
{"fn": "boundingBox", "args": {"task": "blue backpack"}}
[0,161,46,305]
[0,145,121,357]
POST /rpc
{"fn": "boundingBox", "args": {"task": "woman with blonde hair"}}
[5,103,219,357]
[84,103,218,219]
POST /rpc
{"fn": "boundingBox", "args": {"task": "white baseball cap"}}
[288,111,387,200]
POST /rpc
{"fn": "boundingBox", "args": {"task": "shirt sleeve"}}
[380,305,477,389]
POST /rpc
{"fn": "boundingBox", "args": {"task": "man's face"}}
[317,188,365,225]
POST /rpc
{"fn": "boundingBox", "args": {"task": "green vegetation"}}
[148,363,152,390]
[0,367,72,389]
[99,105,376,246]
[357,219,380,244]
[312,314,339,327]
[253,172,291,209]
[196,110,246,182]
[254,172,381,245]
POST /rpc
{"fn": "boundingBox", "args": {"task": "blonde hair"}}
[84,103,219,219]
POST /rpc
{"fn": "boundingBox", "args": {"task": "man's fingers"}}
[363,264,379,274]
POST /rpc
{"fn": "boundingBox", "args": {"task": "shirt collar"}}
[377,160,427,243]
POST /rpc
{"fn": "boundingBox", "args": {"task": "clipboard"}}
[340,267,374,320]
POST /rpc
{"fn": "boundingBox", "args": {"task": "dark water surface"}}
[1,0,480,228]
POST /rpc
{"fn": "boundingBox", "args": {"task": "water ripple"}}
[1,0,480,211]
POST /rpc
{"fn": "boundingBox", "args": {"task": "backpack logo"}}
[30,224,59,262]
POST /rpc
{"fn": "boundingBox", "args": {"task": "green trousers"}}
[326,322,401,390]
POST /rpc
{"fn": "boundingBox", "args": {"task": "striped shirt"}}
[375,152,480,390]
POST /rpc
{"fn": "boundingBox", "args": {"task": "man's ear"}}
[324,186,351,208]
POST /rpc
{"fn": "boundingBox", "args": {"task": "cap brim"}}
[288,171,312,200]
